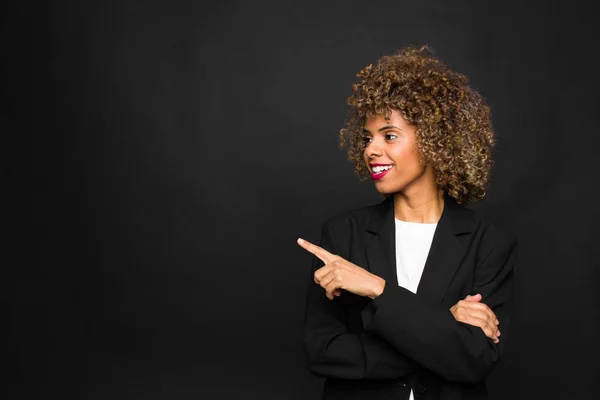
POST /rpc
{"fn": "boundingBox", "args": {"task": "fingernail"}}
[298,238,304,244]
[497,330,501,336]
[496,319,499,325]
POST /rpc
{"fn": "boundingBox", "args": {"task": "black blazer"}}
[303,193,518,400]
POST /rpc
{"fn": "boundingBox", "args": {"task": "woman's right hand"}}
[450,294,500,343]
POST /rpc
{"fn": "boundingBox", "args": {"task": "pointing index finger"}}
[297,238,335,264]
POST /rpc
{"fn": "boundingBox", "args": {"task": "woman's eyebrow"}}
[378,124,402,132]
[363,125,403,134]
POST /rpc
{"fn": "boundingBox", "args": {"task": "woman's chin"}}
[374,184,397,195]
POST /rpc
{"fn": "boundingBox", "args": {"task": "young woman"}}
[298,45,517,400]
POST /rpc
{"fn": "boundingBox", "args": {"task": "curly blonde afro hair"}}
[339,45,495,204]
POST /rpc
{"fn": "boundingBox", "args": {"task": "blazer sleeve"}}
[303,221,419,380]
[361,231,518,384]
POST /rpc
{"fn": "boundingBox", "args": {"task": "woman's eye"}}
[362,137,372,145]
[385,134,397,140]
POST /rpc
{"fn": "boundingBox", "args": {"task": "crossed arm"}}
[300,222,517,383]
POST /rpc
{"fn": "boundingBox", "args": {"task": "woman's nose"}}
[366,141,383,158]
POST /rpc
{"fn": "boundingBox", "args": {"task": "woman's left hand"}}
[297,238,386,300]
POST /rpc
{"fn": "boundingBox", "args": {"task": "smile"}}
[371,165,393,180]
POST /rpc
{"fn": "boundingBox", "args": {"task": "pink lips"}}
[370,165,393,180]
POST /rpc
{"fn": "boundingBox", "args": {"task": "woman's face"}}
[362,109,434,196]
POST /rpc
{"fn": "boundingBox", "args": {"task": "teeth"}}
[372,165,392,173]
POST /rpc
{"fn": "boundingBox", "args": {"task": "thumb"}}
[464,293,482,302]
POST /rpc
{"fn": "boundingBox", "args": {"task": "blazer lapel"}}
[365,196,398,286]
[365,193,479,304]
[416,194,479,304]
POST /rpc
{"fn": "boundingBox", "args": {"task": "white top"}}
[394,218,437,400]
[394,218,437,294]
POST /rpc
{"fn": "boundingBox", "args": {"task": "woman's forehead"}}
[364,110,410,129]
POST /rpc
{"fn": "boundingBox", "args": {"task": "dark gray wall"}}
[5,1,598,399]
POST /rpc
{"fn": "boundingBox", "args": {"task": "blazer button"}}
[397,382,407,387]
[416,383,426,393]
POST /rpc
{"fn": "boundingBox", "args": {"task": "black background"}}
[5,1,599,399]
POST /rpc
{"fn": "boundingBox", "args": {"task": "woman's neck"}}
[393,189,445,224]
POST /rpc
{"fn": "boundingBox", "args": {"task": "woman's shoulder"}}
[320,196,517,247]
[464,205,518,253]
[320,198,389,232]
